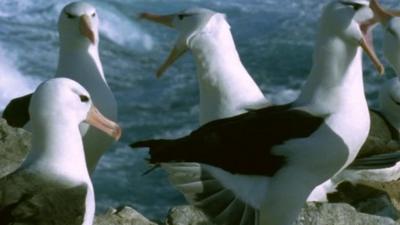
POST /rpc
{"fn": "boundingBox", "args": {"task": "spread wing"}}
[131,104,324,176]
[0,172,87,225]
[162,163,259,225]
[2,94,32,128]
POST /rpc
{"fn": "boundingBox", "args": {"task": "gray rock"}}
[95,206,158,225]
[165,205,214,225]
[0,118,30,177]
[165,203,400,225]
[295,202,399,225]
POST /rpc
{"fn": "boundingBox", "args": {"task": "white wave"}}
[95,2,154,51]
[0,48,41,112]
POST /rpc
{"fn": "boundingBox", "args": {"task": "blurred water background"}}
[0,0,399,220]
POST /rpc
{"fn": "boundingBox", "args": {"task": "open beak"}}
[355,1,385,75]
[359,29,384,75]
[140,12,187,78]
[85,106,121,140]
[80,15,96,44]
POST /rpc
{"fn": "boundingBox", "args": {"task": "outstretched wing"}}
[2,94,32,128]
[132,104,324,176]
[163,163,260,225]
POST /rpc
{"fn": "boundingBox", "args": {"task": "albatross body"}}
[131,1,383,225]
[140,8,267,125]
[0,78,121,225]
[309,0,400,202]
[2,1,117,173]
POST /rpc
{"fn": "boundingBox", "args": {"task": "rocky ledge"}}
[1,118,400,225]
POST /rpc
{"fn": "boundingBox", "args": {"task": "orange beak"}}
[80,15,96,44]
[85,106,121,140]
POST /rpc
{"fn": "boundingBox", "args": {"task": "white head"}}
[58,1,99,48]
[29,78,121,140]
[139,7,229,77]
[316,0,383,74]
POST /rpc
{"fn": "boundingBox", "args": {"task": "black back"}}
[132,104,325,176]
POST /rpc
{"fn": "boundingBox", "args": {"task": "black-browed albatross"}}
[139,8,268,125]
[308,0,400,204]
[131,1,383,225]
[0,78,121,225]
[2,1,117,174]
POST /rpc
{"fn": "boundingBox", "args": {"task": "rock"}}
[95,206,158,225]
[165,203,399,225]
[0,118,30,177]
[165,205,214,225]
[295,202,399,225]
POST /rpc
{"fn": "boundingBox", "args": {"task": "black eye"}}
[66,12,76,19]
[177,13,193,20]
[92,12,96,17]
[79,95,89,103]
[340,1,363,11]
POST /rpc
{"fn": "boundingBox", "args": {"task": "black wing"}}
[131,104,324,176]
[2,94,32,128]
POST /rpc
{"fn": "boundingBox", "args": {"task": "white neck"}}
[295,32,366,115]
[22,118,90,184]
[57,43,105,82]
[56,42,117,120]
[189,26,266,125]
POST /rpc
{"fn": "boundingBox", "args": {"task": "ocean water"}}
[0,0,399,221]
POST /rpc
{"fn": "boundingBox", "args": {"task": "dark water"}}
[0,0,398,220]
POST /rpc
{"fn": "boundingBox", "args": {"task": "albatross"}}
[131,1,383,225]
[0,78,121,225]
[308,0,400,203]
[2,1,118,173]
[139,8,268,125]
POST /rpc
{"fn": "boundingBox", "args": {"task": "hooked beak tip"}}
[113,126,122,141]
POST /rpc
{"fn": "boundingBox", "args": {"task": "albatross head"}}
[58,1,99,47]
[139,7,227,77]
[319,0,384,74]
[29,78,121,140]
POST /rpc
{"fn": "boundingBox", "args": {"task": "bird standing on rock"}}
[0,78,121,225]
[131,1,384,224]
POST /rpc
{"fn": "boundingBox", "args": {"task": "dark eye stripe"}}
[80,95,90,103]
[66,12,76,19]
[178,13,194,20]
[340,1,363,11]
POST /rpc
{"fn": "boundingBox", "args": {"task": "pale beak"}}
[85,106,121,140]
[140,12,187,77]
[139,12,174,28]
[359,36,384,75]
[80,15,96,44]
[156,44,188,78]
[370,0,392,25]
